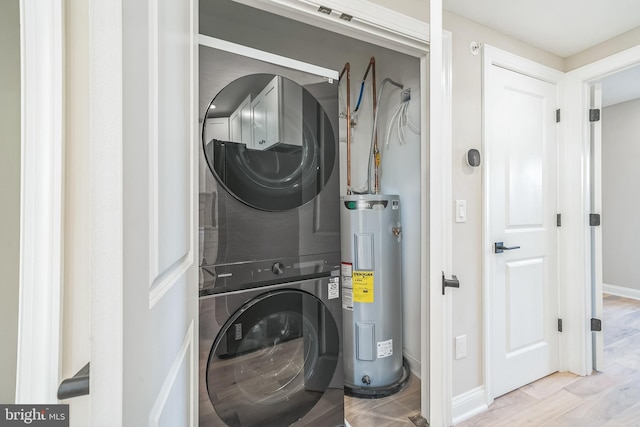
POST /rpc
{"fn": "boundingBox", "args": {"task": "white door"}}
[485,49,560,398]
[89,1,198,425]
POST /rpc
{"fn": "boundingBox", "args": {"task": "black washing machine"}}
[198,274,343,426]
[198,44,343,426]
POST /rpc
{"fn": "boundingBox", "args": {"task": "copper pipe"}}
[339,63,352,194]
[369,57,380,194]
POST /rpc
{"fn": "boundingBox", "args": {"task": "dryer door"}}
[206,289,340,427]
[202,73,336,212]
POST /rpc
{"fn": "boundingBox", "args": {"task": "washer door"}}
[202,74,336,212]
[206,290,339,427]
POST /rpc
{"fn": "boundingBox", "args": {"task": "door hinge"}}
[590,213,601,226]
[557,213,562,227]
[556,109,561,123]
[589,108,601,122]
[591,318,602,332]
[558,318,563,332]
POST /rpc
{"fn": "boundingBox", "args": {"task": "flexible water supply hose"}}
[366,78,403,194]
[355,81,365,112]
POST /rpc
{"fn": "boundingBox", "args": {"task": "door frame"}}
[565,44,640,376]
[19,0,454,424]
[16,0,64,404]
[482,45,565,405]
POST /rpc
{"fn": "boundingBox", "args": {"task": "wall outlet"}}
[455,335,467,360]
[455,200,467,223]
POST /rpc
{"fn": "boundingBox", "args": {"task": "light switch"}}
[455,200,467,223]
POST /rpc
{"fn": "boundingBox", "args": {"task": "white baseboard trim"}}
[603,283,640,301]
[403,348,421,380]
[451,386,488,425]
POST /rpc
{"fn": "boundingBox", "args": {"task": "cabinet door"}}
[239,99,252,147]
[230,94,252,148]
[263,79,280,148]
[252,91,267,149]
[252,76,280,150]
[230,109,241,142]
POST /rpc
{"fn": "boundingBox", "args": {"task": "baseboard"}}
[451,386,488,425]
[403,348,421,380]
[603,283,640,301]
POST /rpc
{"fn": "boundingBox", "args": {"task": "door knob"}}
[494,241,521,254]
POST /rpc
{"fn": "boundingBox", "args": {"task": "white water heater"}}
[341,194,408,397]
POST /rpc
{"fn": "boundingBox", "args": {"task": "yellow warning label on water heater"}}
[352,271,374,303]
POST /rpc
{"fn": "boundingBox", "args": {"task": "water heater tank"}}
[341,194,408,397]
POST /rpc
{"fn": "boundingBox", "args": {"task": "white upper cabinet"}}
[251,75,303,150]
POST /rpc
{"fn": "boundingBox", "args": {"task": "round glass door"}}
[206,290,339,427]
[202,74,336,212]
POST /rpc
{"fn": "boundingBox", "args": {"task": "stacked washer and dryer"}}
[198,42,344,427]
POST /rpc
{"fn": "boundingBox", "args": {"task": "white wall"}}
[200,0,424,374]
[369,0,428,23]
[0,0,21,404]
[602,98,640,293]
[63,0,91,423]
[565,26,640,71]
[443,10,564,399]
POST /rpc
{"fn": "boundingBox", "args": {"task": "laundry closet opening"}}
[198,0,426,424]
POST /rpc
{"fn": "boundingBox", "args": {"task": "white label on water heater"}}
[342,278,353,311]
[341,262,353,277]
[328,281,340,300]
[377,339,393,358]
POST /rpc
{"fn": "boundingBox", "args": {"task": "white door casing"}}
[565,45,640,376]
[89,0,198,425]
[483,45,562,400]
[589,83,604,371]
[16,0,64,405]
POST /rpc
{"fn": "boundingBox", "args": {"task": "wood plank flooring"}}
[345,294,640,426]
[457,293,640,427]
[344,373,422,427]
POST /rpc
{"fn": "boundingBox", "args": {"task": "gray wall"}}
[0,0,21,404]
[602,98,640,291]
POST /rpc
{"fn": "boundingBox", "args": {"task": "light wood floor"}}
[458,293,640,427]
[344,372,422,427]
[345,294,640,427]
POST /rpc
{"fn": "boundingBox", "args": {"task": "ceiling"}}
[442,0,640,58]
[442,0,640,106]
